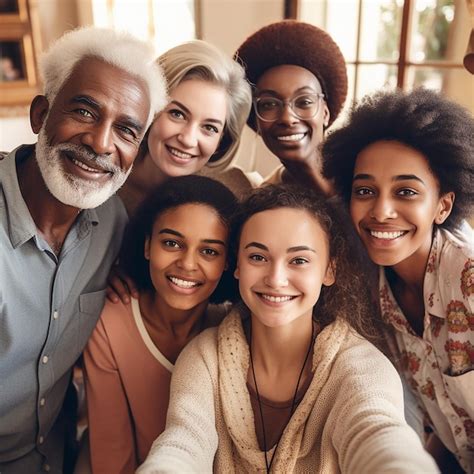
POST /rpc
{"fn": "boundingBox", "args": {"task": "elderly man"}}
[0,27,166,473]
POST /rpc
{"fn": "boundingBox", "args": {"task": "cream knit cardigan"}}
[138,308,438,473]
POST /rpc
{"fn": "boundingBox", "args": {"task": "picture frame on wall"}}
[0,0,40,108]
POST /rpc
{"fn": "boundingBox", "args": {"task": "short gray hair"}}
[39,26,167,128]
[159,40,251,169]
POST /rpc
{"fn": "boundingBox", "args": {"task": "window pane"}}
[299,0,360,62]
[406,66,474,110]
[330,64,356,130]
[355,64,398,100]
[410,0,465,63]
[359,0,403,62]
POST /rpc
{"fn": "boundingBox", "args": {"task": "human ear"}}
[30,95,49,134]
[234,265,240,280]
[434,192,455,225]
[323,260,336,286]
[322,104,330,129]
[144,236,151,260]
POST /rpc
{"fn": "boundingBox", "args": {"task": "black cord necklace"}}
[249,320,315,473]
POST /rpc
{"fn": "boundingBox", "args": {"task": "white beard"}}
[35,128,132,209]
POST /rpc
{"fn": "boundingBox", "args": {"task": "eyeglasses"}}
[253,93,325,122]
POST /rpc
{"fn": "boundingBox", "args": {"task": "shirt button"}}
[43,464,50,472]
[42,356,49,364]
[40,398,45,406]
[53,311,59,320]
[39,435,44,444]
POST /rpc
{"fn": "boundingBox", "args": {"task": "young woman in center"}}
[82,175,239,473]
[118,39,252,215]
[138,185,437,473]
[235,20,347,194]
[322,88,474,473]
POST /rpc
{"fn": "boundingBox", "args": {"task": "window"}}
[296,0,473,114]
[90,0,197,55]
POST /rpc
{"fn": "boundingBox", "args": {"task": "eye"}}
[352,186,375,197]
[168,108,186,120]
[290,257,309,265]
[116,125,136,139]
[258,98,280,110]
[162,239,181,249]
[294,95,316,109]
[201,247,220,257]
[397,188,418,197]
[203,124,220,135]
[75,108,93,118]
[249,253,266,262]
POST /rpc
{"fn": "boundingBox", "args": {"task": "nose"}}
[370,196,397,221]
[82,122,115,156]
[278,102,299,125]
[263,262,289,289]
[177,249,198,272]
[177,123,198,148]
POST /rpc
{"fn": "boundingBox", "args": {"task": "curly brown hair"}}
[232,184,380,340]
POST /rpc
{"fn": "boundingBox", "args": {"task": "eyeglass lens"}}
[255,94,322,121]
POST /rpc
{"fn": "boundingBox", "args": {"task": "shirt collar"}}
[1,145,37,248]
[1,145,100,249]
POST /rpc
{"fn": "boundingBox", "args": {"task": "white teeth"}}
[261,294,294,303]
[72,158,102,173]
[169,147,193,159]
[277,133,305,142]
[169,276,199,288]
[370,230,406,240]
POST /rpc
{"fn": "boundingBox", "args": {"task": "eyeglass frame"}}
[253,92,325,122]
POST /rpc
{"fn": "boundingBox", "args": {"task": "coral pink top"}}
[83,298,173,474]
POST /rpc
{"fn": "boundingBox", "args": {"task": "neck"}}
[119,152,168,214]
[17,152,81,254]
[282,154,334,196]
[390,230,435,291]
[139,290,208,339]
[250,314,314,376]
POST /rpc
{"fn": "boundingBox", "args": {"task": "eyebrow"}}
[352,173,425,185]
[158,228,226,246]
[244,242,316,253]
[256,86,321,97]
[70,95,145,134]
[170,99,224,126]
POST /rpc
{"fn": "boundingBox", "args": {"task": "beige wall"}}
[200,0,283,177]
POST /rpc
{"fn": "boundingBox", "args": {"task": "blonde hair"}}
[40,26,167,128]
[159,40,251,169]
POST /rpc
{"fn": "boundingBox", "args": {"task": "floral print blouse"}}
[379,226,473,473]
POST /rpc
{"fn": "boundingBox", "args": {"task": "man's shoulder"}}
[96,193,127,217]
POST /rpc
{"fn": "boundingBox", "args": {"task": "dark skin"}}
[23,57,150,255]
[255,65,333,195]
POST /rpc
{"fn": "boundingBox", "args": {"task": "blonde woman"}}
[119,39,253,214]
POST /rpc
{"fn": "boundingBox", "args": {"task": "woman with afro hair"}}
[323,88,474,473]
[235,20,347,195]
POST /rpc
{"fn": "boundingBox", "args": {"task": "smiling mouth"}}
[166,146,194,160]
[369,230,408,240]
[66,153,109,174]
[168,276,201,289]
[276,133,306,142]
[257,293,297,303]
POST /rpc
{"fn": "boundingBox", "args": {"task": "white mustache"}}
[56,143,122,174]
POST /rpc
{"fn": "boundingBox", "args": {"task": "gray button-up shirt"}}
[0,146,128,473]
